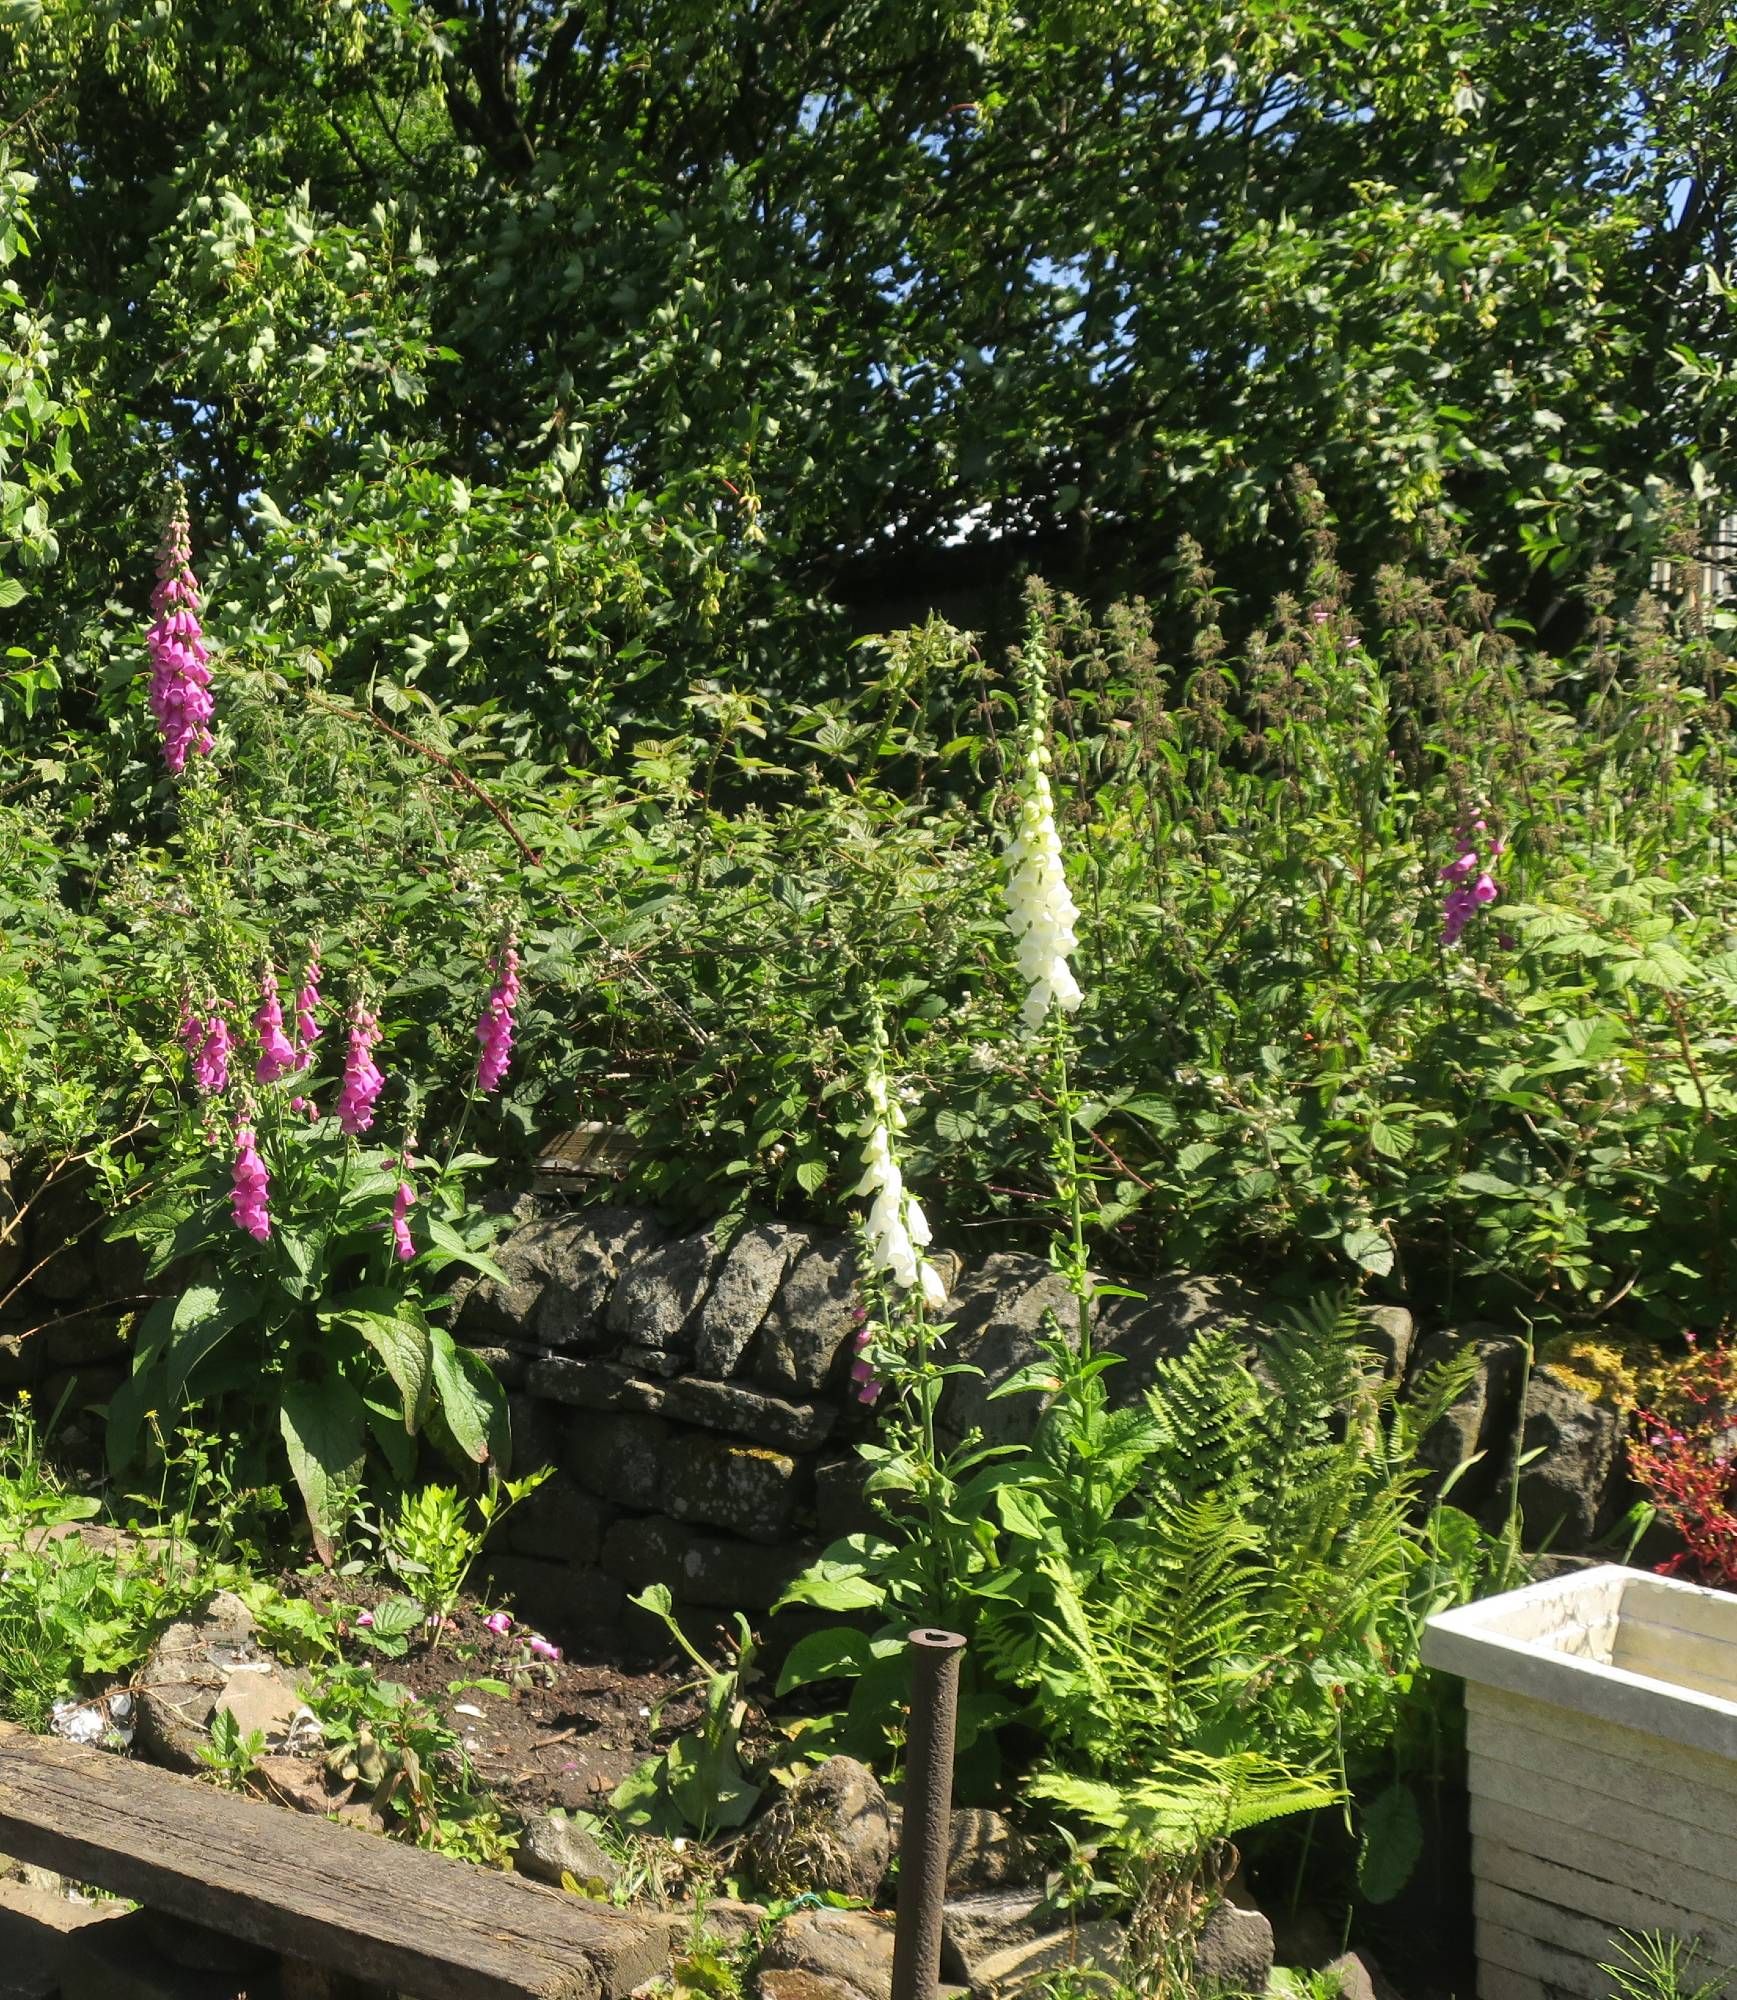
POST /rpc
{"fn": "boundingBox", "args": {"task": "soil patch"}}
[280,1570,735,1814]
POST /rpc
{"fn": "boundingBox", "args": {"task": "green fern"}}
[1029,1752,1341,1859]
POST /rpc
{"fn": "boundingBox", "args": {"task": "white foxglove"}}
[855,1060,948,1311]
[1002,648,1083,1029]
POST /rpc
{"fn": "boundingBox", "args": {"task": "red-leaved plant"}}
[1629,1334,1737,1589]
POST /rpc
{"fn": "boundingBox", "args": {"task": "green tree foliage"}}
[0,0,1731,743]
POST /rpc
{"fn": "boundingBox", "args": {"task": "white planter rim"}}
[1424,1562,1737,1762]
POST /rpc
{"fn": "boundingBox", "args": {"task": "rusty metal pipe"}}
[890,1629,967,2000]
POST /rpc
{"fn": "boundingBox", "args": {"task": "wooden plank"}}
[0,1730,676,2000]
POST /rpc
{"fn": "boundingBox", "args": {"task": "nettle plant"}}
[774,626,1494,1897]
[106,502,523,1556]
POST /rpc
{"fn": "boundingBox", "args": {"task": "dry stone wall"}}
[0,1165,1636,1607]
[453,1197,1436,1643]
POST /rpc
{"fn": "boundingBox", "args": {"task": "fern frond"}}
[1029,1750,1341,1858]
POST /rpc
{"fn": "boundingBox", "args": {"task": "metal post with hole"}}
[890,1628,967,2000]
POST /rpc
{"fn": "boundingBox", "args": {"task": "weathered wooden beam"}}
[0,1730,676,2000]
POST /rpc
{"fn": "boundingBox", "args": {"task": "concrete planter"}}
[1423,1565,1737,1999]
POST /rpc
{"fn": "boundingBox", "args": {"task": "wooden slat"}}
[0,1730,676,2000]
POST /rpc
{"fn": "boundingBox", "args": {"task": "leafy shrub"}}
[1629,1336,1737,1587]
[779,1295,1493,1858]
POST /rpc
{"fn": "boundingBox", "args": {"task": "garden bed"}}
[279,1568,720,1817]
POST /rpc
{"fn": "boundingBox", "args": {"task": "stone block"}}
[1414,1324,1527,1508]
[459,1343,528,1390]
[22,1177,100,1306]
[617,1344,688,1378]
[939,1890,1050,1983]
[696,1225,803,1378]
[747,1236,857,1395]
[135,1589,303,1775]
[1360,1304,1415,1379]
[601,1515,816,1610]
[1096,1273,1260,1405]
[666,1433,804,1542]
[41,1314,128,1371]
[566,1410,675,1511]
[606,1230,724,1348]
[936,1252,1096,1446]
[505,1473,612,1565]
[459,1207,667,1350]
[531,1356,655,1414]
[531,1357,832,1453]
[1191,1897,1272,1993]
[0,1869,126,2000]
[1504,1368,1624,1550]
[57,1911,266,2000]
[477,1553,626,1637]
[742,1757,891,1903]
[814,1454,876,1541]
[515,1808,621,1892]
[658,1377,834,1453]
[39,1364,123,1417]
[970,1920,1126,1991]
[942,1808,1041,1893]
[505,1389,564,1473]
[759,1907,895,2000]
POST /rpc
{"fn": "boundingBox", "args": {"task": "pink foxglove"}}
[230,1126,271,1242]
[145,496,214,776]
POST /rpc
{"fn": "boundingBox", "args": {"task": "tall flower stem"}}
[1050,1033,1094,1367]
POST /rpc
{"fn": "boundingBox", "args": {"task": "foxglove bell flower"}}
[475,943,521,1094]
[388,1167,415,1263]
[855,1055,948,1315]
[1441,817,1504,947]
[191,1015,233,1097]
[253,968,298,1084]
[293,955,322,1069]
[145,495,214,776]
[335,1004,384,1136]
[849,1323,883,1407]
[230,1126,271,1242]
[1002,642,1083,1030]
